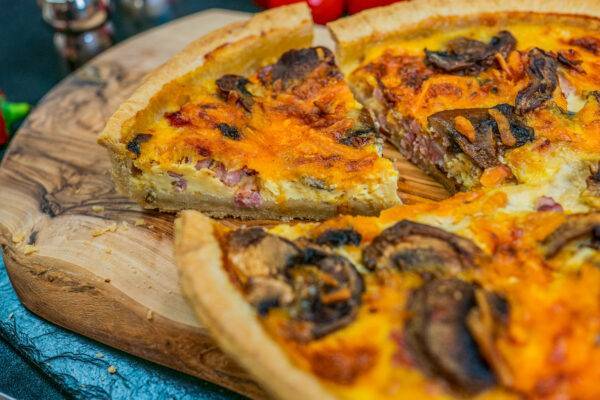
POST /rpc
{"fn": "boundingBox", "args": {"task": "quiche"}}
[98,4,400,220]
[329,0,600,209]
[173,1,600,400]
[176,193,600,400]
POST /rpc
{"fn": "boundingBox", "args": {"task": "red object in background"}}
[347,0,399,14]
[0,113,8,145]
[264,0,345,24]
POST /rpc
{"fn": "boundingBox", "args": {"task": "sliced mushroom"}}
[259,47,341,88]
[216,74,253,111]
[217,123,242,140]
[339,128,376,147]
[515,48,558,115]
[315,229,362,247]
[425,31,516,75]
[429,108,500,169]
[126,133,152,157]
[226,230,363,339]
[583,162,600,202]
[404,279,497,394]
[362,220,482,277]
[245,276,294,316]
[489,103,535,147]
[226,227,300,279]
[339,108,378,148]
[428,104,534,169]
[467,290,513,386]
[286,248,364,340]
[542,213,600,257]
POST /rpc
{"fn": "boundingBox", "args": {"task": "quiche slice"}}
[328,0,600,209]
[175,192,600,400]
[98,4,399,220]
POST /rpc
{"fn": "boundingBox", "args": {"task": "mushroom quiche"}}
[329,0,600,208]
[176,191,600,400]
[173,1,600,400]
[98,4,400,220]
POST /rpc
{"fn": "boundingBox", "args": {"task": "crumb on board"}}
[95,352,104,359]
[134,218,145,226]
[92,205,105,213]
[104,278,111,283]
[92,222,118,237]
[22,245,38,255]
[12,233,25,244]
[146,310,153,321]
[107,365,117,374]
[105,248,112,254]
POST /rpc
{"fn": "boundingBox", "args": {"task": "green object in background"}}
[0,91,31,145]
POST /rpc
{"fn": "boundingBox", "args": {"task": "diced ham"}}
[195,159,213,170]
[167,172,187,192]
[536,196,563,212]
[235,187,262,208]
[222,169,244,186]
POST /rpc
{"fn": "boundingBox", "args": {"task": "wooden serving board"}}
[0,9,448,399]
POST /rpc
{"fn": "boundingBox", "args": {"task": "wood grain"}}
[0,9,448,398]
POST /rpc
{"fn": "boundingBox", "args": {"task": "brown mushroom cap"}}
[427,104,534,170]
[404,279,499,394]
[227,227,300,280]
[425,31,516,76]
[542,213,600,257]
[258,46,342,88]
[226,229,363,340]
[216,74,254,111]
[515,48,558,115]
[286,248,364,340]
[362,220,483,276]
[314,228,362,247]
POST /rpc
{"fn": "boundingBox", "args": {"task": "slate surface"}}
[0,256,245,400]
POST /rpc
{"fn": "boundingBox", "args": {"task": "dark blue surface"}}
[0,256,246,400]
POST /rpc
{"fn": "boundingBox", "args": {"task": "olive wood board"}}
[0,9,448,399]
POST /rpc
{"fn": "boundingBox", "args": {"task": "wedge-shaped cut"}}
[329,1,600,205]
[175,190,600,400]
[98,4,400,220]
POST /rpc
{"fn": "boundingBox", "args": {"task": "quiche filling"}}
[217,192,600,399]
[348,18,600,198]
[119,46,399,214]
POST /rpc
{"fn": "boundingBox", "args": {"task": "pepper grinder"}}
[39,0,114,70]
[40,0,111,32]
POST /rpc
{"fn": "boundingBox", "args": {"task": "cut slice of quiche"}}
[329,2,600,208]
[98,4,399,220]
[175,194,600,400]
